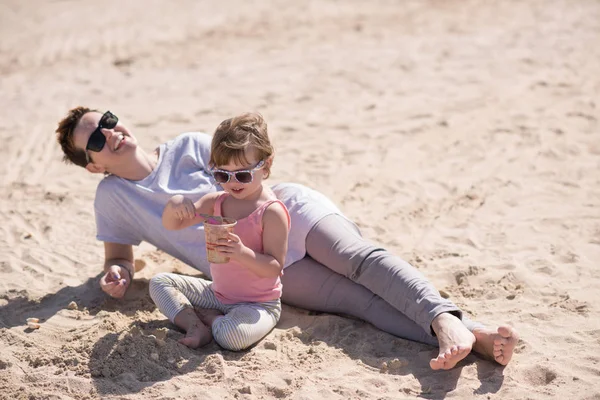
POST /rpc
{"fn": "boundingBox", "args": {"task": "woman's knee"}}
[306,216,383,279]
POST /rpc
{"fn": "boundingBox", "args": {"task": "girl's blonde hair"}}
[210,112,274,177]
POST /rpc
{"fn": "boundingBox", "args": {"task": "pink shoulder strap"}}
[257,199,291,229]
[213,193,229,216]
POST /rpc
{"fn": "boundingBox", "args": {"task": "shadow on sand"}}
[276,307,506,399]
[1,275,505,398]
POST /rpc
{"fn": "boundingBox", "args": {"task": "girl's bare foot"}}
[173,308,212,348]
[196,308,224,327]
[472,325,519,366]
[178,320,212,348]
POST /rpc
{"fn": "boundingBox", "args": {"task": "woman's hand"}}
[99,264,132,298]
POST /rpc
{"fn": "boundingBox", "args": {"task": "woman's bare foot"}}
[430,312,476,370]
[472,325,519,366]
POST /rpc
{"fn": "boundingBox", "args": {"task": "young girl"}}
[150,112,290,351]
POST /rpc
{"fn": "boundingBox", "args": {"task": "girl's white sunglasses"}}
[210,160,265,184]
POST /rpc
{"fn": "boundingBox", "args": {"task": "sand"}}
[1,0,599,398]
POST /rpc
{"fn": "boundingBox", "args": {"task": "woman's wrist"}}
[115,262,135,281]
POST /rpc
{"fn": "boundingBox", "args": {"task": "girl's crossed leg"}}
[149,272,280,351]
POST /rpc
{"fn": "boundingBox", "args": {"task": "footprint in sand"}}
[524,365,558,386]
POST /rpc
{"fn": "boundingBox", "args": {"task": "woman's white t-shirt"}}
[94,132,344,277]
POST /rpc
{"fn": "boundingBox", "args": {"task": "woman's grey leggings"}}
[149,273,281,351]
[281,214,483,347]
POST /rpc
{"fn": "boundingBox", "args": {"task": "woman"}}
[55,107,518,369]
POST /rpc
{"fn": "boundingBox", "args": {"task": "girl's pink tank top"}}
[210,193,290,304]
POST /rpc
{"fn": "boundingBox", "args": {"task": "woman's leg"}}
[282,257,518,369]
[281,257,438,346]
[304,214,484,334]
[212,300,281,351]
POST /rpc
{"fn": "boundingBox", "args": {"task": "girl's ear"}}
[263,155,274,179]
[265,155,274,168]
[86,162,106,174]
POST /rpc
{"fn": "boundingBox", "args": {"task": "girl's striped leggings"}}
[149,272,280,351]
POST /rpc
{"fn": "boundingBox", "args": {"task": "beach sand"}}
[1,0,599,398]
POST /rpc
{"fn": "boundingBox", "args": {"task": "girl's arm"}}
[162,193,219,230]
[224,202,289,278]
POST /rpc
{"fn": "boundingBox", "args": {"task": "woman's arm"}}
[162,193,219,230]
[221,202,289,278]
[99,242,135,298]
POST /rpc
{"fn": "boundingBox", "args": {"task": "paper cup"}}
[204,217,237,264]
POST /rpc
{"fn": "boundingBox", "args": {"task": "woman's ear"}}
[86,162,106,174]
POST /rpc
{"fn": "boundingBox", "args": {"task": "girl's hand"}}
[167,195,196,220]
[216,232,248,260]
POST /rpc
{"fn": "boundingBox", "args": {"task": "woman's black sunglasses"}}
[85,111,118,164]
